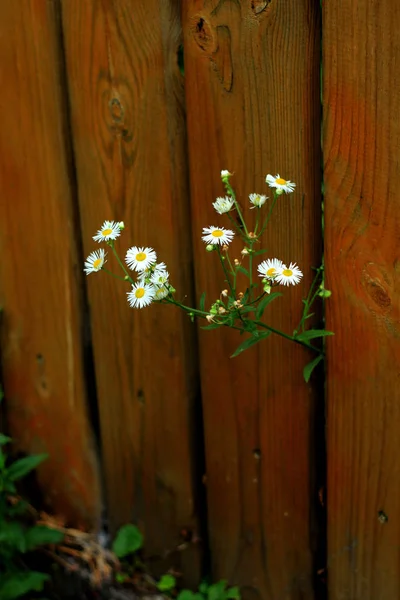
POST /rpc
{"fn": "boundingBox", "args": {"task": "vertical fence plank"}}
[324,0,400,598]
[183,1,321,597]
[0,1,101,528]
[61,0,201,579]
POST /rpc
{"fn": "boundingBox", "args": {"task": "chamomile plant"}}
[84,171,332,382]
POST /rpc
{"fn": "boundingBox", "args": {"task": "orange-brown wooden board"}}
[324,0,400,598]
[0,1,101,529]
[182,1,322,597]
[61,0,201,580]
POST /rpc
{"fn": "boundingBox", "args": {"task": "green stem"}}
[254,320,320,353]
[110,242,135,284]
[101,267,127,282]
[217,247,235,298]
[296,266,323,333]
[259,192,278,237]
[225,181,249,237]
[254,209,261,236]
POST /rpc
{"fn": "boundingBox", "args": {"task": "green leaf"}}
[208,580,228,600]
[7,453,48,481]
[199,582,209,595]
[303,354,324,383]
[177,591,196,600]
[0,571,49,600]
[199,292,206,312]
[253,248,268,256]
[112,524,143,558]
[0,521,27,552]
[201,322,222,330]
[255,292,282,319]
[236,266,249,277]
[157,574,176,592]
[295,330,334,342]
[225,586,241,599]
[115,572,129,584]
[0,434,12,446]
[25,525,64,551]
[231,332,270,358]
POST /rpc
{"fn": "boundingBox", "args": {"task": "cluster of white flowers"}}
[257,258,303,287]
[204,172,302,287]
[84,220,171,309]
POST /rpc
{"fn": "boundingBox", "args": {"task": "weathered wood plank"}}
[61,0,201,580]
[324,0,400,598]
[183,1,322,597]
[0,0,101,528]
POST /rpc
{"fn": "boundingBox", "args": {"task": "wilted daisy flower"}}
[93,220,122,243]
[221,170,232,178]
[265,174,296,194]
[202,226,235,246]
[249,193,268,208]
[154,286,170,300]
[213,196,234,214]
[84,249,106,275]
[257,258,284,279]
[275,262,303,286]
[126,246,157,271]
[127,282,155,308]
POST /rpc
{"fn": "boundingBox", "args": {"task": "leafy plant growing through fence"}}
[0,387,64,600]
[112,523,240,599]
[84,170,332,381]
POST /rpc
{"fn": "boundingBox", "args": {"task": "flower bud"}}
[263,283,272,294]
[221,289,228,297]
[206,244,215,252]
[234,258,240,266]
[241,248,249,255]
[318,289,332,298]
[275,188,284,196]
[118,221,125,230]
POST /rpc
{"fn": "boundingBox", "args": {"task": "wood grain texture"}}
[183,1,321,597]
[61,0,201,579]
[0,0,101,528]
[324,0,400,598]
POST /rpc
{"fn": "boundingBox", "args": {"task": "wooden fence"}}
[0,1,399,598]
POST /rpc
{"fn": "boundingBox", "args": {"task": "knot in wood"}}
[190,16,216,53]
[250,0,270,14]
[109,97,124,123]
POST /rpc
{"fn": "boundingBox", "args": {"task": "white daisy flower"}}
[249,193,268,208]
[257,258,284,279]
[84,249,107,275]
[127,282,155,308]
[125,246,157,271]
[154,286,170,300]
[212,196,234,214]
[93,220,122,243]
[265,174,296,194]
[275,262,303,286]
[152,262,167,276]
[151,268,169,286]
[202,226,235,246]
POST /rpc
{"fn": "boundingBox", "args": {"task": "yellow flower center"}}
[136,252,146,261]
[276,178,287,185]
[266,268,276,276]
[282,269,293,277]
[102,228,113,236]
[212,229,224,237]
[135,288,145,298]
[93,258,102,269]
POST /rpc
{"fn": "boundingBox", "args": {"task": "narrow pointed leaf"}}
[231,331,270,357]
[303,354,324,383]
[199,291,206,312]
[255,292,282,319]
[295,329,334,342]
